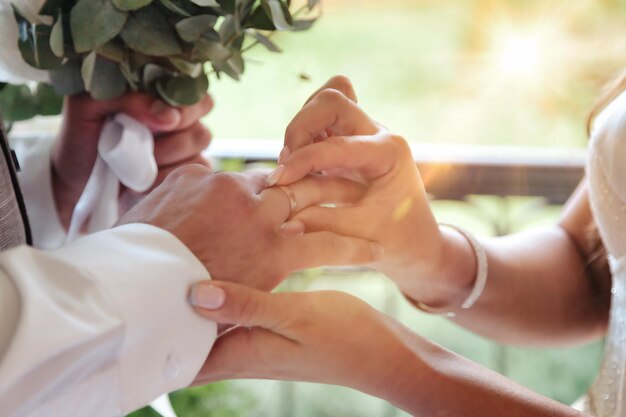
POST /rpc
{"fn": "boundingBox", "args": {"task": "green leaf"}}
[189,0,219,6]
[292,18,315,31]
[13,6,63,70]
[0,83,6,92]
[248,5,275,30]
[217,0,236,14]
[71,0,128,53]
[156,73,208,106]
[168,57,203,77]
[158,0,192,17]
[81,52,127,100]
[120,6,182,56]
[81,51,97,88]
[248,30,281,52]
[113,0,153,11]
[213,52,243,80]
[49,59,86,95]
[262,0,292,31]
[192,38,231,62]
[142,63,168,86]
[219,14,241,46]
[96,41,126,63]
[0,84,38,122]
[49,14,64,57]
[175,15,218,43]
[38,0,66,17]
[35,83,63,116]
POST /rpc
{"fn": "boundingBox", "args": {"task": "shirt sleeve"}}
[9,134,67,249]
[0,223,217,417]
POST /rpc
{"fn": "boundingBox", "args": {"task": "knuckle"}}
[168,163,210,181]
[385,134,411,156]
[328,75,355,95]
[237,292,263,325]
[316,88,349,105]
[192,124,212,148]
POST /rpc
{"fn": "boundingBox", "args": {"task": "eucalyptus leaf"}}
[35,83,63,116]
[81,51,97,88]
[158,0,192,17]
[13,7,63,70]
[121,6,182,56]
[189,0,219,6]
[168,57,203,77]
[113,0,153,11]
[217,0,235,14]
[0,85,38,122]
[213,52,243,80]
[175,15,218,42]
[142,63,168,86]
[248,4,275,30]
[248,30,281,52]
[71,0,128,53]
[119,61,140,90]
[96,42,126,63]
[38,0,66,17]
[156,73,208,106]
[292,18,315,31]
[82,52,127,99]
[219,14,239,45]
[262,0,291,31]
[192,38,231,62]
[112,0,152,12]
[49,59,85,95]
[49,14,64,57]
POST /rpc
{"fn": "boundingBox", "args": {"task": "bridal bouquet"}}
[2,0,319,105]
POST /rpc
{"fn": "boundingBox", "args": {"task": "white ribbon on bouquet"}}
[65,113,158,242]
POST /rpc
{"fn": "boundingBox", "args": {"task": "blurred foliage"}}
[127,382,257,417]
[0,83,63,130]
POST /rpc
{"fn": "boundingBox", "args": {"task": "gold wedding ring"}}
[278,185,297,215]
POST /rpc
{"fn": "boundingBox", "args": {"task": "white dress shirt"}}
[0,135,217,417]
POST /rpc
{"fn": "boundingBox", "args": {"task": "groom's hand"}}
[52,92,214,228]
[119,166,379,290]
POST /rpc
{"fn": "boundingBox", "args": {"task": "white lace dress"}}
[584,90,626,417]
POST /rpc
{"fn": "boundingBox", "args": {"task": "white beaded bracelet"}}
[412,224,488,317]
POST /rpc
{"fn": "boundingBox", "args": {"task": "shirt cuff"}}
[49,223,217,413]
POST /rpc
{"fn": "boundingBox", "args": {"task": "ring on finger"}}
[277,185,297,215]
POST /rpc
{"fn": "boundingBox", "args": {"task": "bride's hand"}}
[270,78,476,307]
[190,280,420,412]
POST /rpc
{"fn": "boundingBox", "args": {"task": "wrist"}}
[400,225,478,311]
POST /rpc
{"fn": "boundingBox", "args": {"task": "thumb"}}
[189,281,291,331]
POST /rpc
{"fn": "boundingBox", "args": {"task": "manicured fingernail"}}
[151,101,182,126]
[189,284,225,310]
[280,221,305,236]
[278,146,291,164]
[266,165,286,186]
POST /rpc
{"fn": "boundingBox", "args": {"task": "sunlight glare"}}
[497,34,541,77]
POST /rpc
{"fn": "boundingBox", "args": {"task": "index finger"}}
[284,88,379,153]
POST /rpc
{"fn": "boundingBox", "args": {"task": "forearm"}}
[369,326,586,417]
[407,226,607,346]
